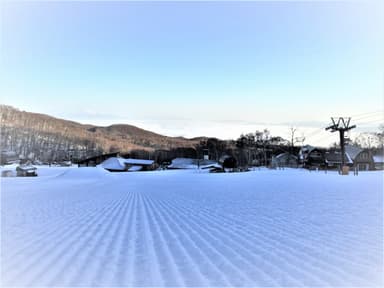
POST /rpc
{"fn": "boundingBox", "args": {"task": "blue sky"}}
[1,0,383,146]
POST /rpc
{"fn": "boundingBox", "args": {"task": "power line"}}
[350,110,384,118]
[354,116,383,124]
[355,119,383,126]
[353,113,384,122]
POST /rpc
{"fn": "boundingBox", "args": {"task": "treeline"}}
[1,126,103,163]
[0,105,200,163]
[120,129,297,168]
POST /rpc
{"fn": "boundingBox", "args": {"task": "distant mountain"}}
[0,105,204,162]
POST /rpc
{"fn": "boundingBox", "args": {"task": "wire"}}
[350,110,384,118]
[353,113,384,122]
[355,119,383,126]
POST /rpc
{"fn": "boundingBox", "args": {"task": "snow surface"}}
[1,167,383,287]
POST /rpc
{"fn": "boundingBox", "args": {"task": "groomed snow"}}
[1,167,383,286]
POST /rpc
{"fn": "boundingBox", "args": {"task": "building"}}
[299,145,326,169]
[345,145,374,171]
[1,170,15,177]
[100,157,155,172]
[271,152,298,168]
[77,152,120,167]
[0,150,19,165]
[16,165,37,177]
[168,158,221,170]
[324,150,353,169]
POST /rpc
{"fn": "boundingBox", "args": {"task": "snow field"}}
[1,167,383,286]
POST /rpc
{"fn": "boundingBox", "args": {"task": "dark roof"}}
[77,152,119,164]
[324,151,353,164]
[345,146,364,160]
[275,152,298,160]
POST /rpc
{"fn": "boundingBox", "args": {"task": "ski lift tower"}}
[325,117,356,168]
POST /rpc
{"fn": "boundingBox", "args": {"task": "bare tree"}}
[289,127,305,148]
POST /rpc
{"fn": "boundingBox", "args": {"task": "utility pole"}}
[325,117,356,168]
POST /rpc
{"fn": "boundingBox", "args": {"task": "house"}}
[0,150,19,165]
[324,150,353,169]
[1,170,15,177]
[168,158,222,170]
[16,165,37,177]
[345,145,374,171]
[77,152,120,167]
[271,153,298,168]
[100,157,155,172]
[299,145,326,169]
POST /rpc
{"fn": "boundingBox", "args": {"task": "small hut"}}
[16,165,37,177]
[271,153,298,168]
[1,170,15,177]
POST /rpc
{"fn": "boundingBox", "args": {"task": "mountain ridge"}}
[0,105,206,162]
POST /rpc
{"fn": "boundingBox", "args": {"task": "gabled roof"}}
[300,145,316,154]
[101,157,126,171]
[275,152,298,160]
[345,146,364,161]
[101,157,154,171]
[77,152,119,164]
[16,165,37,171]
[324,151,353,164]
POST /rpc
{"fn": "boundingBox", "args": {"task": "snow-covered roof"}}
[168,158,221,169]
[168,158,196,169]
[124,158,154,165]
[275,152,298,160]
[324,151,353,164]
[16,165,37,171]
[345,146,363,160]
[101,157,154,171]
[128,165,144,172]
[373,155,384,163]
[101,157,127,171]
[300,145,316,154]
[200,163,222,170]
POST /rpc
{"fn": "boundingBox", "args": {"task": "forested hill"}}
[0,105,202,162]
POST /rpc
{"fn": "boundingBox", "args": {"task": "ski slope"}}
[1,167,383,286]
